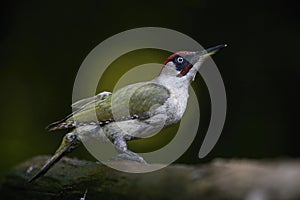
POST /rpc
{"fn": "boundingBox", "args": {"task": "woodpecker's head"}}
[160,44,227,79]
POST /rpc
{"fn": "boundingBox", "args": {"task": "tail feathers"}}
[46,120,76,131]
[27,134,80,183]
[27,151,66,183]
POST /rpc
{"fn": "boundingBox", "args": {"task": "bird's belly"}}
[102,119,164,139]
[76,114,172,142]
[76,124,109,143]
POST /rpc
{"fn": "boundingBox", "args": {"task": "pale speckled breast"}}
[163,86,189,126]
[153,76,190,126]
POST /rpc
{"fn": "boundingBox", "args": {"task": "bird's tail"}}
[27,133,80,183]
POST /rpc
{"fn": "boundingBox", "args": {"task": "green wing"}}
[129,83,171,118]
[46,91,112,131]
[47,82,170,131]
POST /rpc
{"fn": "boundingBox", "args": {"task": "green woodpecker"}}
[28,44,226,183]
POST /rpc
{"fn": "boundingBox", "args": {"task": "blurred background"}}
[0,0,299,181]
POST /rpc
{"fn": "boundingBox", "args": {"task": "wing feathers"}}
[46,83,170,131]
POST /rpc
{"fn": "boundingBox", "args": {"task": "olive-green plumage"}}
[47,82,170,130]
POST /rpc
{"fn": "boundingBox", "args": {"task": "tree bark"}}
[1,156,300,200]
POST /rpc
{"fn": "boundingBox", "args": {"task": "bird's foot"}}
[110,153,147,164]
[112,136,147,164]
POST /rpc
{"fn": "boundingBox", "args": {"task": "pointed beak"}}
[191,44,227,64]
[27,134,79,183]
[197,44,227,61]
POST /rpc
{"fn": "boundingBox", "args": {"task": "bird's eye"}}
[177,57,184,63]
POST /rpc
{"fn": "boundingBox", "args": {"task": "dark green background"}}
[0,0,299,181]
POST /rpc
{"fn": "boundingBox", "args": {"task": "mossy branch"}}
[1,156,300,200]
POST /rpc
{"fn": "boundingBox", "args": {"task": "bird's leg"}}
[113,137,147,164]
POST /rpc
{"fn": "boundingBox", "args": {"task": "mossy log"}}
[1,156,300,200]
